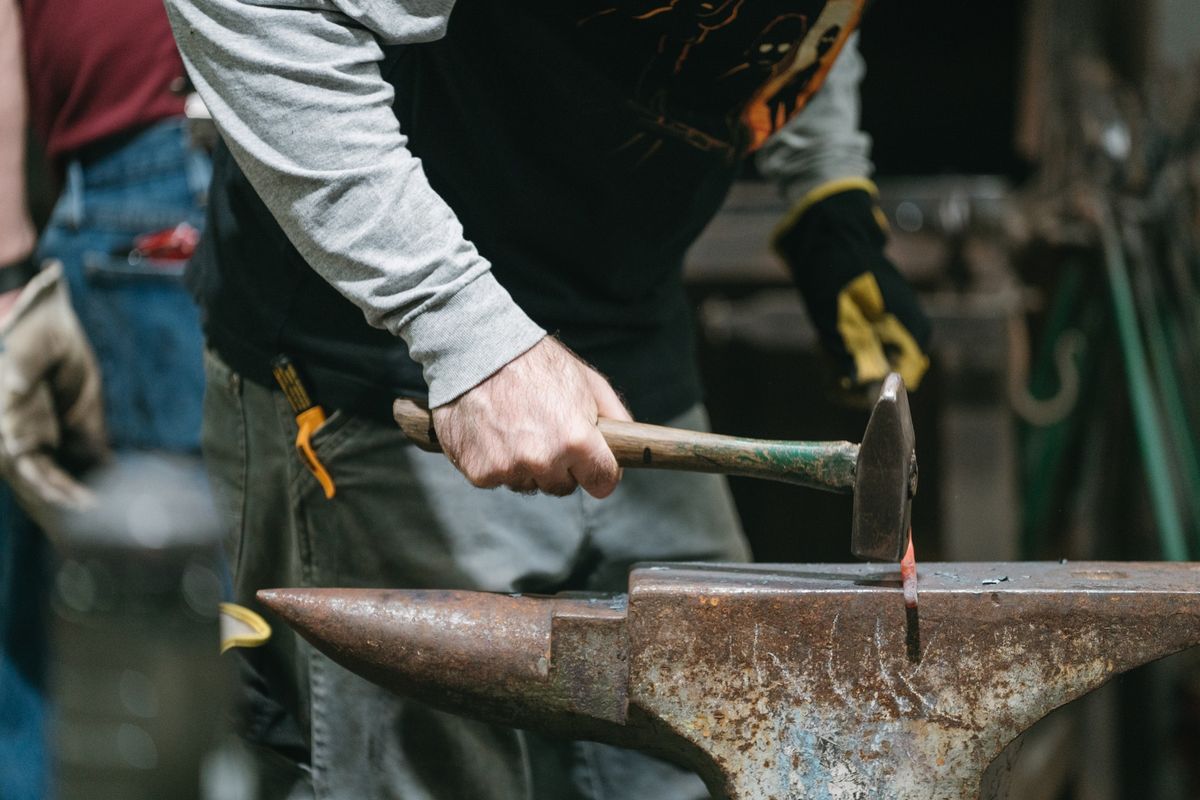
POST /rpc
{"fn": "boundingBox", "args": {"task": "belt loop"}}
[64,161,85,229]
[186,148,212,208]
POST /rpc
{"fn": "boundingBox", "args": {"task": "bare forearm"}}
[0,0,35,267]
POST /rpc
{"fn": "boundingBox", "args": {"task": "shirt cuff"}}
[778,162,873,208]
[402,270,547,407]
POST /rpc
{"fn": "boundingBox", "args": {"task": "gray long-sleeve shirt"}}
[165,0,872,407]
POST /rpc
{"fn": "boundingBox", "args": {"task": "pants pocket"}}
[307,409,356,454]
[80,251,206,452]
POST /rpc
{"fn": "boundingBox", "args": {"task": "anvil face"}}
[260,562,1200,800]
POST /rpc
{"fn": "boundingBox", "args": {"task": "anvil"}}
[260,562,1200,799]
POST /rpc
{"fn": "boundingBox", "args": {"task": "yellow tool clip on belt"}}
[272,356,337,499]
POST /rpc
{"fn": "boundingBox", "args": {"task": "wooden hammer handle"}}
[393,398,858,494]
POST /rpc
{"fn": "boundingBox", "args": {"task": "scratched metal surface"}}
[634,560,1200,593]
[627,562,1200,799]
[260,562,1200,800]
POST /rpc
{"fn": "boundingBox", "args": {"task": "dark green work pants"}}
[201,349,750,800]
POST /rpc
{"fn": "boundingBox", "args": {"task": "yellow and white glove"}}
[0,261,107,529]
[774,178,931,404]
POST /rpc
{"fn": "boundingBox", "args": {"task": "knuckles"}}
[459,460,506,489]
[516,451,557,477]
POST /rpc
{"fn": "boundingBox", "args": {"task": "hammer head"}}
[852,373,917,562]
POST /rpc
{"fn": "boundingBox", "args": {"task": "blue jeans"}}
[0,491,49,800]
[0,117,211,800]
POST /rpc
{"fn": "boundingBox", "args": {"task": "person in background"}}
[0,1,211,795]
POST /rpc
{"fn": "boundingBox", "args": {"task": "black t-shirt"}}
[192,0,864,423]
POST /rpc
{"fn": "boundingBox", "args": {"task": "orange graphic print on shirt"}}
[574,0,866,160]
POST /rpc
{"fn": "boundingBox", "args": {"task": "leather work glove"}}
[0,261,107,529]
[774,178,931,404]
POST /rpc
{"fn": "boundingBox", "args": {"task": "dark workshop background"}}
[686,0,1200,797]
[22,0,1200,797]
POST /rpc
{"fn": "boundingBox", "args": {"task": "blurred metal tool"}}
[49,455,228,800]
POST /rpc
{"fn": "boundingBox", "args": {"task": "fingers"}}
[873,316,930,391]
[507,471,539,495]
[578,368,626,496]
[833,270,933,398]
[536,470,578,498]
[455,426,618,499]
[4,453,95,543]
[567,432,621,499]
[836,281,890,387]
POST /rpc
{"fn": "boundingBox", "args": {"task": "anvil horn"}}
[257,588,637,743]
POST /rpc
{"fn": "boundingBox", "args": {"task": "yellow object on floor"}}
[219,602,272,654]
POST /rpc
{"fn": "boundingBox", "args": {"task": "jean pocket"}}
[285,404,367,502]
[80,251,206,452]
[309,408,358,454]
[84,251,191,282]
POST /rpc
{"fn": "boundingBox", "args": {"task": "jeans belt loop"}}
[65,161,86,229]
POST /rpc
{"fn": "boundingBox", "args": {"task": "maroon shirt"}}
[21,0,187,164]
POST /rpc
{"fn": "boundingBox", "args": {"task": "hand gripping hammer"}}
[393,372,917,562]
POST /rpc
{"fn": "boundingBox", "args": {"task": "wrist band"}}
[0,255,39,294]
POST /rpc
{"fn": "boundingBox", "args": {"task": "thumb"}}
[873,316,930,391]
[12,452,95,511]
[579,368,628,496]
[836,285,890,387]
[5,452,95,543]
[569,423,622,499]
[586,369,632,423]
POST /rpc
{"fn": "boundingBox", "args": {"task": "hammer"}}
[393,372,917,562]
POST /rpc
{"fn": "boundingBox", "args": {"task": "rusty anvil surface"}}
[261,562,1200,800]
